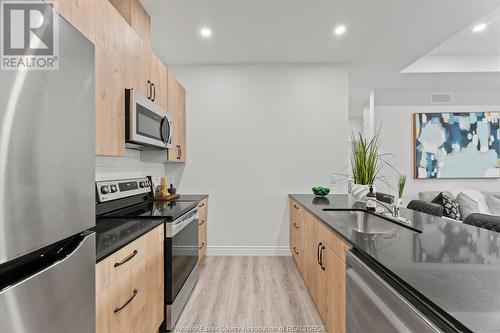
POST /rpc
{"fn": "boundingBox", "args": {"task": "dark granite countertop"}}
[174,194,209,202]
[93,194,208,263]
[290,194,500,333]
[92,218,164,263]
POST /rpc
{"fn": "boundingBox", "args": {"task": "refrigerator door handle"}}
[0,233,95,333]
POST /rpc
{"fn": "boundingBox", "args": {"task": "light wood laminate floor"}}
[175,256,324,332]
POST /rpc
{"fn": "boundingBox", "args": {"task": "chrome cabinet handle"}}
[293,246,299,255]
[199,219,205,226]
[199,242,205,250]
[152,82,156,101]
[113,250,138,268]
[198,202,205,208]
[147,80,152,99]
[113,289,138,314]
[293,222,299,229]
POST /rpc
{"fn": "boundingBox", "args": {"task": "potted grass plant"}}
[349,130,383,200]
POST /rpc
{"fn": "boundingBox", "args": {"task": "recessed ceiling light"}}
[334,25,347,35]
[200,27,212,38]
[473,24,487,33]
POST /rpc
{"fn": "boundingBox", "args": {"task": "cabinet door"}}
[108,0,151,48]
[302,210,322,307]
[319,244,346,333]
[94,0,126,156]
[149,53,163,106]
[125,27,149,98]
[50,0,96,43]
[159,62,169,111]
[146,240,164,332]
[167,72,187,162]
[130,0,151,48]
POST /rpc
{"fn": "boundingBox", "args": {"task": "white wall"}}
[375,105,500,201]
[168,64,349,255]
[349,117,363,135]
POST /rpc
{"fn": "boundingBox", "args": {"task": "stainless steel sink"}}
[323,209,407,234]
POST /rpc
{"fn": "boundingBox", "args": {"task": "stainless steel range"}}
[96,177,199,331]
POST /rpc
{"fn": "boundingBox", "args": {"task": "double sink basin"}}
[322,209,422,234]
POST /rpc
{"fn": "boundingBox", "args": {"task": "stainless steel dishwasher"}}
[346,250,442,333]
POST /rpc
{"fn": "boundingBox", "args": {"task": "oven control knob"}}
[110,185,118,193]
[139,181,147,188]
[100,185,110,194]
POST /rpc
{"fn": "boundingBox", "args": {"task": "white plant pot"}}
[350,184,371,201]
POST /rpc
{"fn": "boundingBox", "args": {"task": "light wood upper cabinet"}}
[50,0,96,43]
[124,28,150,98]
[56,0,188,159]
[149,53,165,107]
[167,72,187,162]
[159,61,169,111]
[108,0,151,48]
[94,0,127,156]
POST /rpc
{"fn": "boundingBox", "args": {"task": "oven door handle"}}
[171,212,199,237]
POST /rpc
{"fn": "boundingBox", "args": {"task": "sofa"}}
[419,189,500,221]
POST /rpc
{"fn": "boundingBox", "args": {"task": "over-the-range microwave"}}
[125,88,173,149]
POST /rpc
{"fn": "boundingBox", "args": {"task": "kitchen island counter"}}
[290,194,500,333]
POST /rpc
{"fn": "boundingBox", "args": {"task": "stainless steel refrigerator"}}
[0,1,95,332]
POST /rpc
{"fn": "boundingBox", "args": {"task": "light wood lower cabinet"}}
[198,198,209,262]
[290,199,305,271]
[96,225,164,333]
[291,200,351,333]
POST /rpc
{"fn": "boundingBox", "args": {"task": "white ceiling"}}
[403,6,500,73]
[141,0,500,116]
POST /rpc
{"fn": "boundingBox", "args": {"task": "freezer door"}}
[0,233,95,333]
[0,1,95,264]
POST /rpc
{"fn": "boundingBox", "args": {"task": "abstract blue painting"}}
[414,112,500,179]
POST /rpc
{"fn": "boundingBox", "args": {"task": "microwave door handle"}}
[159,116,167,144]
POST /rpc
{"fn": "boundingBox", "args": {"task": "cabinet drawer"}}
[198,198,208,217]
[97,225,163,291]
[96,225,164,333]
[98,260,148,333]
[198,218,207,259]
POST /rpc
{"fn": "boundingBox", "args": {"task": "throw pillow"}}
[432,192,462,221]
[487,195,500,216]
[455,192,480,219]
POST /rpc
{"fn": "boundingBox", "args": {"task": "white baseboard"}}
[206,246,291,256]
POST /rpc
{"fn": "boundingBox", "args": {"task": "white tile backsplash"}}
[95,149,166,181]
